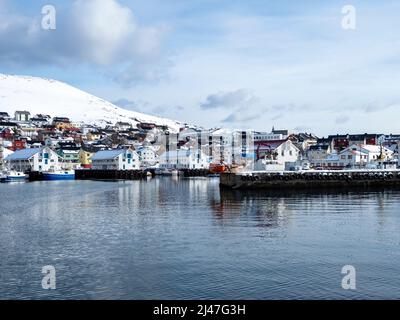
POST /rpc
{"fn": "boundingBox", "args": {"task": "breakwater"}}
[220,170,400,189]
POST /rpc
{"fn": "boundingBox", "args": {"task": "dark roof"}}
[328,134,348,140]
[272,129,289,135]
[308,145,329,151]
[53,117,70,123]
[328,133,383,140]
[81,144,107,153]
[31,117,49,121]
[0,121,18,127]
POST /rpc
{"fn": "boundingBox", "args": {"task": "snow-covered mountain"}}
[0,74,184,132]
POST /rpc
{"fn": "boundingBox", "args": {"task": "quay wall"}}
[182,169,209,177]
[220,171,400,190]
[29,171,44,181]
[75,169,150,180]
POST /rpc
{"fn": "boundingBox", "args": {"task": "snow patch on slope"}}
[0,74,183,132]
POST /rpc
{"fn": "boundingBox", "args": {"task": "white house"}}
[255,140,300,163]
[310,144,394,168]
[4,147,61,172]
[91,149,140,170]
[137,146,158,167]
[159,149,210,170]
[338,144,394,167]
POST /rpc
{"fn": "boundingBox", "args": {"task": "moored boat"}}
[209,163,229,174]
[0,170,28,183]
[43,170,75,181]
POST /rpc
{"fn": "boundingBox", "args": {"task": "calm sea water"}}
[0,178,399,300]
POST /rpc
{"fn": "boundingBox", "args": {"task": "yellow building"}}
[79,148,95,168]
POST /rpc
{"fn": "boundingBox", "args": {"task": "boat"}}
[43,170,75,181]
[0,170,28,183]
[209,163,229,174]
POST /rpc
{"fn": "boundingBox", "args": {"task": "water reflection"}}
[0,179,400,299]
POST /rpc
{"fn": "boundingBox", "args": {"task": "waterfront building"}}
[328,133,385,152]
[339,144,393,167]
[4,147,61,172]
[57,147,81,166]
[255,139,300,162]
[309,144,394,169]
[159,149,210,170]
[91,149,140,170]
[137,146,158,167]
[78,144,109,169]
[307,145,331,162]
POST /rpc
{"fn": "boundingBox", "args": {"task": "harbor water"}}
[0,178,399,299]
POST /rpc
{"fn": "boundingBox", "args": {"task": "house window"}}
[348,155,352,159]
[281,151,284,156]
[341,155,345,160]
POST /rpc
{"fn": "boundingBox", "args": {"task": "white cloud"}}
[66,0,166,65]
[0,0,168,84]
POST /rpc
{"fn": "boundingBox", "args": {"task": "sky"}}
[1,0,400,136]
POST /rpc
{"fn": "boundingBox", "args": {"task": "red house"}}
[12,139,27,151]
[0,128,14,140]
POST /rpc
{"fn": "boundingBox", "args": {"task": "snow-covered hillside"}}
[0,74,183,132]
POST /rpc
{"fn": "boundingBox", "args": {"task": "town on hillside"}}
[1,110,399,180]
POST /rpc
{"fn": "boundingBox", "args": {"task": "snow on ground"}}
[0,74,183,132]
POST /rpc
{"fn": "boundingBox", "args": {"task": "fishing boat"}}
[43,170,75,181]
[0,170,28,183]
[209,163,229,174]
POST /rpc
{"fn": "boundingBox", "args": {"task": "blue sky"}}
[1,0,400,135]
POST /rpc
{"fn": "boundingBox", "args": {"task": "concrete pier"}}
[75,169,150,180]
[181,169,209,177]
[220,170,400,190]
[28,171,44,181]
